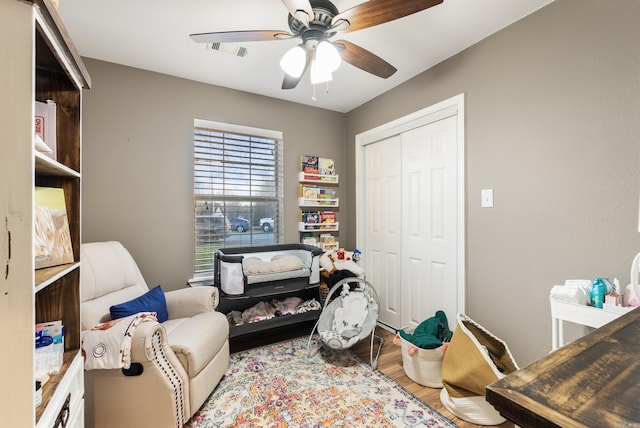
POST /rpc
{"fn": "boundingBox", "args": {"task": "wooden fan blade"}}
[281,0,314,21]
[282,47,312,89]
[334,40,397,79]
[190,30,293,44]
[332,0,443,33]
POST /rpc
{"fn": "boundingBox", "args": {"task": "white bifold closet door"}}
[364,115,459,329]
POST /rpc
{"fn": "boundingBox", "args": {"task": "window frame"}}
[192,119,284,279]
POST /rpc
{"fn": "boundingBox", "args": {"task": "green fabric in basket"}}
[398,310,453,349]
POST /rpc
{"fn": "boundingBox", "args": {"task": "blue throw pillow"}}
[109,285,169,323]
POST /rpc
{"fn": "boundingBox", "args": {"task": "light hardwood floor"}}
[231,323,514,428]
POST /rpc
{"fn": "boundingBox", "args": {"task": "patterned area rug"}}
[186,336,458,427]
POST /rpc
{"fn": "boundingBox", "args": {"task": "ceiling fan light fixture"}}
[316,40,341,73]
[280,45,306,78]
[310,59,333,84]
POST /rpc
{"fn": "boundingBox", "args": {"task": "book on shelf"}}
[299,184,318,202]
[301,234,318,246]
[301,211,321,227]
[34,100,57,160]
[319,232,338,251]
[34,186,74,269]
[317,188,336,205]
[319,233,336,244]
[320,211,337,224]
[322,241,339,251]
[318,157,335,178]
[300,154,319,180]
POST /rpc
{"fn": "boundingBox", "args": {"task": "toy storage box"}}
[399,325,445,388]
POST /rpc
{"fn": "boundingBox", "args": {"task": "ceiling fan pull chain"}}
[312,84,317,101]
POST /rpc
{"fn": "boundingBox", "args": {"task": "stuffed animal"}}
[319,250,365,281]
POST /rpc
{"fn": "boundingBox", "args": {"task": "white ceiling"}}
[57,0,553,113]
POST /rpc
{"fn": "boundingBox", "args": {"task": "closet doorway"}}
[355,94,465,330]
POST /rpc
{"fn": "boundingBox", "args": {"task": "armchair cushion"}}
[164,311,229,377]
[164,286,219,319]
[82,286,145,328]
[110,285,169,322]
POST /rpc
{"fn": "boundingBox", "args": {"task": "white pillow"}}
[242,255,304,275]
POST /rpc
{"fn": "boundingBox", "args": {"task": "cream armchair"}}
[80,241,229,428]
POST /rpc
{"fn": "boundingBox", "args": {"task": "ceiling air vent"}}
[207,43,249,58]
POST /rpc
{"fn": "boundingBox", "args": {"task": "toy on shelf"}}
[318,249,365,284]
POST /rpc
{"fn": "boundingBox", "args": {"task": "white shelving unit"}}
[298,169,339,251]
[298,222,340,232]
[298,171,339,184]
[297,196,339,208]
[1,1,90,426]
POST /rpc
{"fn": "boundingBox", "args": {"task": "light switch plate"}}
[481,189,493,208]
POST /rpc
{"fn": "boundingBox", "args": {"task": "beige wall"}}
[346,0,640,364]
[82,0,640,364]
[81,58,347,292]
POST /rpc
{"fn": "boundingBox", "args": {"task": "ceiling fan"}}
[189,0,444,89]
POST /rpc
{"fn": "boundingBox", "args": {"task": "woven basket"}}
[319,283,330,306]
[399,326,445,388]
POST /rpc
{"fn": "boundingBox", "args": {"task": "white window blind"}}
[193,119,283,277]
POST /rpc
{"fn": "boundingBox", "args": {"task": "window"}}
[193,119,283,277]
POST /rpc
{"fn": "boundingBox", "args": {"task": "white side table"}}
[549,298,633,350]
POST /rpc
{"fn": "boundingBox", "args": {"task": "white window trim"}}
[192,118,284,281]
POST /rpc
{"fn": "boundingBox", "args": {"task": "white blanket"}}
[82,312,157,370]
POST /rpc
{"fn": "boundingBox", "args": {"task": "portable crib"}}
[307,277,383,369]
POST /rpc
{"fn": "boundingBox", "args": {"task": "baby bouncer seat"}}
[308,277,383,369]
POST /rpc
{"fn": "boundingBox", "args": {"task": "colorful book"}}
[321,211,337,224]
[318,157,335,177]
[300,155,319,180]
[322,241,339,251]
[317,188,336,205]
[319,233,336,244]
[301,211,320,224]
[300,184,318,202]
[301,235,317,246]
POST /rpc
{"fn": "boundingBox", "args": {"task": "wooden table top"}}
[486,307,640,428]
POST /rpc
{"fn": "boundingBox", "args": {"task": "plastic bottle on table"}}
[590,278,607,309]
